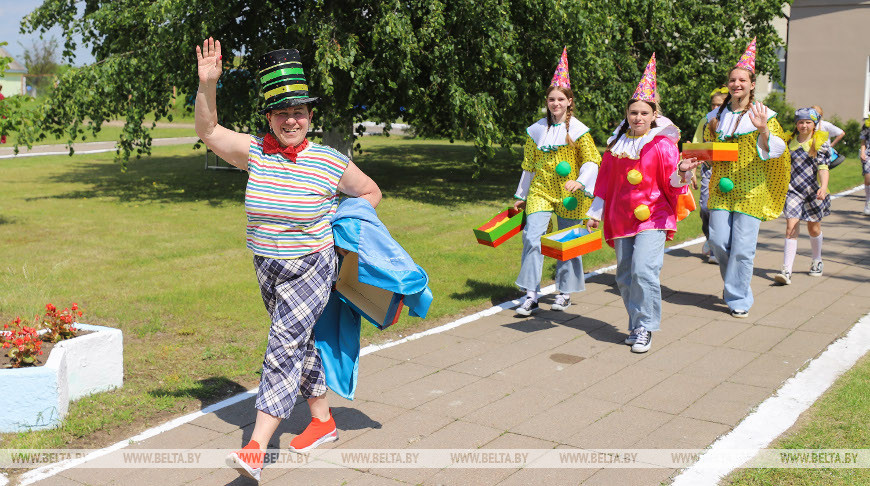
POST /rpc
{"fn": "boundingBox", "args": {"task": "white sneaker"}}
[809,259,823,277]
[551,293,570,311]
[864,200,870,216]
[774,266,792,285]
[707,253,719,265]
[624,328,639,345]
[631,327,652,353]
[516,297,539,316]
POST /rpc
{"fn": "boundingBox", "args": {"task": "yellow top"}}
[704,116,791,221]
[521,132,601,219]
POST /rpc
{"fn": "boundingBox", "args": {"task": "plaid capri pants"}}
[253,247,337,419]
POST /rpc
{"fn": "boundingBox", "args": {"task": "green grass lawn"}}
[726,353,870,486]
[0,137,865,452]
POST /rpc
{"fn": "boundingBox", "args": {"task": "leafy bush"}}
[827,115,862,158]
[763,92,796,134]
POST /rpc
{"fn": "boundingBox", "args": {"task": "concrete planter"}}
[0,323,123,432]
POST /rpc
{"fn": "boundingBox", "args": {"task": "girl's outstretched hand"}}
[748,101,769,132]
[196,37,223,85]
[565,180,583,192]
[513,199,526,211]
[586,218,599,231]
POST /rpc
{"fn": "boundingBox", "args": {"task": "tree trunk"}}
[321,120,355,159]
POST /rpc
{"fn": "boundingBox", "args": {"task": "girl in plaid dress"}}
[774,108,831,284]
[860,118,870,215]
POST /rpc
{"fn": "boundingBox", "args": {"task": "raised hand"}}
[748,101,769,132]
[196,37,223,85]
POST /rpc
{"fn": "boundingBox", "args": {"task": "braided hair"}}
[605,99,658,152]
[546,85,576,147]
[708,67,756,137]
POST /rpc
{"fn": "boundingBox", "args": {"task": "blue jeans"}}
[614,230,666,332]
[708,210,762,311]
[516,211,585,294]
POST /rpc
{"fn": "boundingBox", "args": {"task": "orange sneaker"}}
[289,411,339,452]
[227,440,264,481]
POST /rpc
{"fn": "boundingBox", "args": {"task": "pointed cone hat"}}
[631,53,657,102]
[550,47,570,89]
[735,37,757,73]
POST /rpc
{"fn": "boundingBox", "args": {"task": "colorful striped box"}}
[541,224,602,261]
[335,251,404,330]
[681,142,739,162]
[474,207,525,248]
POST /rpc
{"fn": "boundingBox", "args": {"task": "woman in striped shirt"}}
[195,38,380,481]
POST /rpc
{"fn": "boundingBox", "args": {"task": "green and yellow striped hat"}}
[257,48,320,114]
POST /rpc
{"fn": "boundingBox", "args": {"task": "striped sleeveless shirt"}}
[245,137,349,259]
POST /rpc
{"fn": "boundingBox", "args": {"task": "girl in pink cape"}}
[586,54,700,353]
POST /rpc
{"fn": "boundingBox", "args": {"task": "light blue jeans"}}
[614,230,666,332]
[708,210,762,311]
[516,211,585,294]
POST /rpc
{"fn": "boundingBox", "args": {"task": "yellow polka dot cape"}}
[704,110,791,221]
[521,127,601,219]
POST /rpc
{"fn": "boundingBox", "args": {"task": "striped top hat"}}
[257,49,320,114]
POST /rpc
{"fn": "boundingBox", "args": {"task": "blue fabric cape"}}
[314,198,434,399]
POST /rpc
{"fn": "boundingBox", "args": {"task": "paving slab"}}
[23,191,870,486]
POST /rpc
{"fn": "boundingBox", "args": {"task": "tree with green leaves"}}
[1,0,789,170]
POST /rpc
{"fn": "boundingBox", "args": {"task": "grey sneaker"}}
[809,259,823,277]
[551,293,570,311]
[631,327,652,353]
[774,266,792,285]
[707,253,719,265]
[516,298,539,316]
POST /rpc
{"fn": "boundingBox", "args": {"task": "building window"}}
[773,47,786,92]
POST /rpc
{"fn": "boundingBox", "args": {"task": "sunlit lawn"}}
[0,136,865,452]
[727,353,870,486]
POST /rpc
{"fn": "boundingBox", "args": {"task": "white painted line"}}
[672,311,870,485]
[18,182,868,483]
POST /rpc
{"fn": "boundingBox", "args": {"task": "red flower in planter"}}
[41,303,84,344]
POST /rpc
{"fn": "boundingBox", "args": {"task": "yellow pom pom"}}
[634,204,650,221]
[627,169,643,185]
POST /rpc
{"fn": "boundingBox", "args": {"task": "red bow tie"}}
[262,134,308,162]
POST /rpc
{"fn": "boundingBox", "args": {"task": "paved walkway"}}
[0,137,200,158]
[26,192,870,486]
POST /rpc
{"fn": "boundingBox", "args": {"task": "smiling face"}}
[265,104,312,147]
[546,87,573,124]
[626,100,657,136]
[727,68,755,103]
[796,119,816,136]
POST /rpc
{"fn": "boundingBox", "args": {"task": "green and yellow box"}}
[541,224,602,261]
[474,207,525,247]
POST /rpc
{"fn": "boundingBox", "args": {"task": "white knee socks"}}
[810,233,823,261]
[783,238,797,273]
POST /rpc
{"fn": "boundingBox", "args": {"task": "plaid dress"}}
[783,138,831,222]
[860,127,870,175]
[253,248,337,418]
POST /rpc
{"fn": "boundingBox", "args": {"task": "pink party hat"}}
[550,47,570,89]
[631,53,657,102]
[735,37,757,73]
